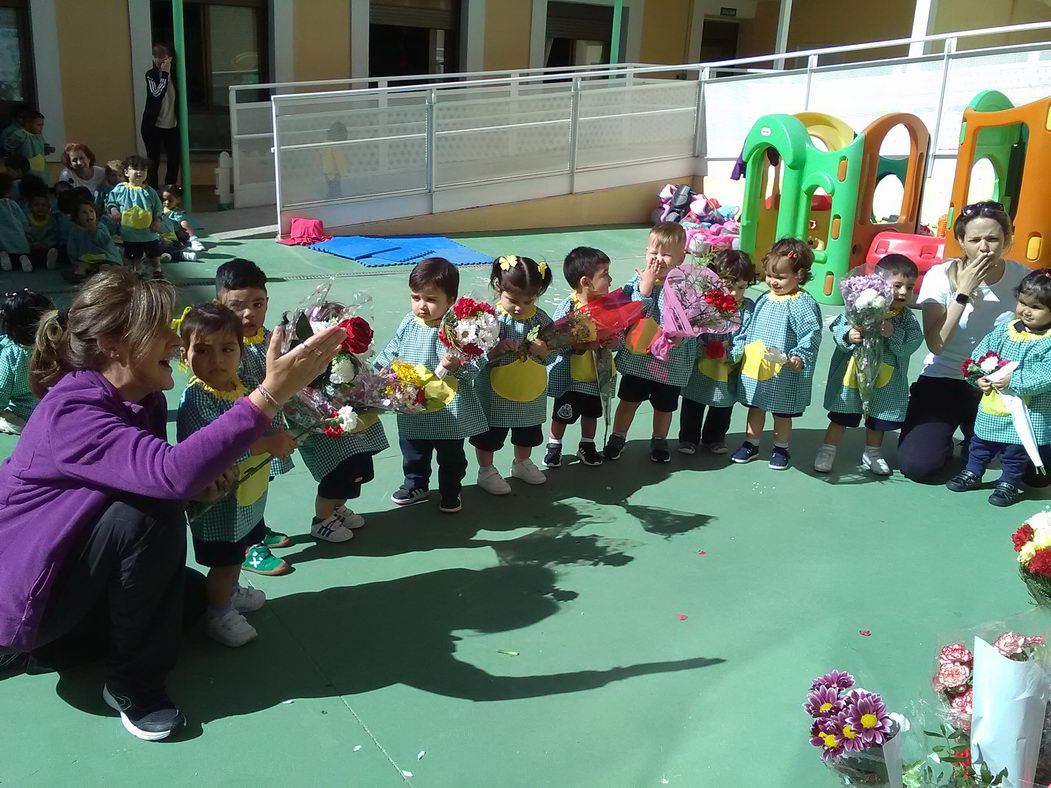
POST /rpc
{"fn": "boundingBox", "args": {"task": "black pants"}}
[400,437,468,498]
[678,399,733,445]
[142,124,181,186]
[897,376,981,483]
[33,495,187,694]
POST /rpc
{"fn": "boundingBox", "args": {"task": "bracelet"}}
[255,385,283,410]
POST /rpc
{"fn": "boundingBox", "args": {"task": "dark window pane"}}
[0,8,27,102]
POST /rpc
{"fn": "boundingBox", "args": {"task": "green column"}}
[610,0,623,65]
[172,0,192,209]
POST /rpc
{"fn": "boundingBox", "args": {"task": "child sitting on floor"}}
[0,289,54,435]
[814,254,922,476]
[0,174,30,272]
[66,200,121,282]
[176,303,296,646]
[374,257,488,513]
[159,184,204,259]
[25,191,59,270]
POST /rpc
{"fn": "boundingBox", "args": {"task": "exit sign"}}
[720,6,737,16]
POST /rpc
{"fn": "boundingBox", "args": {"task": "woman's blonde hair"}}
[31,268,176,397]
[946,201,1014,291]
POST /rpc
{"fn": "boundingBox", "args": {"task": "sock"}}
[652,435,668,443]
[580,438,595,445]
[189,234,199,242]
[773,441,790,449]
[743,438,758,448]
[863,446,882,457]
[207,605,233,621]
[821,443,837,452]
[548,437,562,445]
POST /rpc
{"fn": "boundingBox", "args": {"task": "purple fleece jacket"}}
[0,369,270,650]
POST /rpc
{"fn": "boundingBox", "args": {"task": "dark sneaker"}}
[603,434,626,461]
[439,496,462,514]
[650,438,671,463]
[576,442,604,466]
[731,443,759,464]
[946,470,982,493]
[677,441,698,455]
[989,482,1021,507]
[768,446,791,470]
[103,685,185,741]
[543,442,562,468]
[391,485,429,506]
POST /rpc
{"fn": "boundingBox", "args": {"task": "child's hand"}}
[635,258,662,296]
[977,377,993,393]
[440,354,462,373]
[149,218,160,233]
[880,320,893,337]
[786,355,804,372]
[528,339,550,357]
[110,209,121,223]
[490,339,518,358]
[992,372,1011,390]
[846,327,863,345]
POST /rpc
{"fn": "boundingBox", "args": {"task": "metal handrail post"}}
[426,90,436,194]
[927,36,958,179]
[270,99,283,237]
[693,68,708,160]
[229,84,240,206]
[803,55,818,109]
[568,78,580,193]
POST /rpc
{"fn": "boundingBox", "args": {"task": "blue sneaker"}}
[731,443,759,464]
[769,446,791,470]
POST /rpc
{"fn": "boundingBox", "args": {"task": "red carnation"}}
[463,343,483,357]
[705,341,726,360]
[323,410,345,437]
[1027,548,1051,577]
[934,661,970,691]
[1013,524,1034,551]
[453,298,494,320]
[961,358,975,376]
[338,317,374,354]
[414,389,426,405]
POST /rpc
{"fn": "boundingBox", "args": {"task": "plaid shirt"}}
[476,305,554,428]
[613,272,696,386]
[0,336,36,420]
[238,328,294,478]
[683,297,754,407]
[972,320,1051,445]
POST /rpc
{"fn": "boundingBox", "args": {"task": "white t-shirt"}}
[58,165,106,194]
[917,259,1029,379]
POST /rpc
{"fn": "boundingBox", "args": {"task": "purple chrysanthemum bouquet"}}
[805,670,905,785]
[839,271,894,416]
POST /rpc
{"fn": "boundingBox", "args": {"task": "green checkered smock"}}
[373,312,488,440]
[298,417,389,483]
[476,305,554,428]
[613,272,696,386]
[822,308,923,423]
[972,320,1051,445]
[546,294,608,399]
[731,289,823,414]
[238,328,294,478]
[683,297,755,408]
[0,336,36,420]
[177,380,265,543]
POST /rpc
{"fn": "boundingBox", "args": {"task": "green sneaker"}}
[241,544,290,576]
[261,526,291,549]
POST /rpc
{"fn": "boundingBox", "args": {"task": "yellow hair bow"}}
[171,305,192,333]
[537,261,548,278]
[498,255,519,271]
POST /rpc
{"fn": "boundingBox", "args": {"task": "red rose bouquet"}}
[435,297,500,378]
[1011,511,1051,605]
[650,262,740,362]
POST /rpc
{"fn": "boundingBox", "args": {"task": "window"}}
[545,2,614,67]
[369,0,460,78]
[151,0,268,151]
[0,0,34,108]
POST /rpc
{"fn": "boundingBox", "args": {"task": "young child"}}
[4,110,52,180]
[730,238,823,470]
[0,289,53,435]
[470,255,554,494]
[159,184,204,253]
[176,304,296,646]
[0,174,30,272]
[544,246,614,468]
[373,257,488,512]
[678,249,757,455]
[106,155,163,279]
[946,269,1051,506]
[815,254,923,476]
[4,154,28,205]
[66,200,121,282]
[94,159,124,215]
[603,222,695,464]
[25,192,59,270]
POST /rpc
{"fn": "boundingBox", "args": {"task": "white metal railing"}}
[269,21,1051,234]
[229,62,654,207]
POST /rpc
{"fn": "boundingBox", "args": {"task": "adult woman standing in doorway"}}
[141,42,180,187]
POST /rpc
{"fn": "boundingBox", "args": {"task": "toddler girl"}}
[679,249,756,455]
[159,184,204,258]
[0,289,53,434]
[26,192,59,270]
[471,255,554,494]
[106,155,163,279]
[947,269,1051,506]
[0,173,30,272]
[730,238,822,470]
[66,201,121,282]
[176,303,296,646]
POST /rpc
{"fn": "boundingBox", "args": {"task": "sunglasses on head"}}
[960,201,1005,218]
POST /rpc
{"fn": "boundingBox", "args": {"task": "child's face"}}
[29,196,48,218]
[410,285,452,322]
[216,287,268,337]
[765,257,803,296]
[125,166,147,187]
[728,277,750,306]
[883,273,917,308]
[153,46,171,69]
[185,329,243,389]
[646,240,686,278]
[1016,292,1051,331]
[497,284,538,317]
[74,203,96,230]
[24,117,42,135]
[580,264,612,297]
[106,168,123,186]
[161,190,180,211]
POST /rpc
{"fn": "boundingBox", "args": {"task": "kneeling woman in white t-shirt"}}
[897,201,1029,482]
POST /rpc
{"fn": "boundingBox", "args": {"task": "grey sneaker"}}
[603,433,626,460]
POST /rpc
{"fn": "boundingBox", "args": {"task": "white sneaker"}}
[862,450,892,476]
[206,608,257,647]
[0,252,11,271]
[230,584,265,613]
[477,465,511,495]
[0,413,26,435]
[333,505,365,529]
[159,253,172,263]
[511,458,547,485]
[813,444,837,473]
[189,237,206,252]
[180,250,197,262]
[311,513,355,542]
[45,248,58,269]
[18,255,30,272]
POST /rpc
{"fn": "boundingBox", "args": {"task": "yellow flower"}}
[498,255,518,271]
[537,261,548,277]
[1034,525,1051,549]
[171,305,192,333]
[391,359,424,387]
[1020,541,1038,565]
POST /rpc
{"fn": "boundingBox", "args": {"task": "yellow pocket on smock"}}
[740,340,781,381]
[841,356,894,389]
[491,359,547,402]
[122,205,153,230]
[235,457,268,507]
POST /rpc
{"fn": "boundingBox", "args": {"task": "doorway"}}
[369,0,461,78]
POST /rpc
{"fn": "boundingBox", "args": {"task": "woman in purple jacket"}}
[0,268,343,741]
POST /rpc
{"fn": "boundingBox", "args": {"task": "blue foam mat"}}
[308,234,494,267]
[308,236,400,259]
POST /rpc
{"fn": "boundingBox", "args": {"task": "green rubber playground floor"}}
[0,225,1046,786]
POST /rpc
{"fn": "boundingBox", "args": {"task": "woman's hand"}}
[956,252,995,296]
[258,324,346,405]
[190,466,238,502]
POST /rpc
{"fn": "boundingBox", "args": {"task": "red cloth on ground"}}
[277,218,332,246]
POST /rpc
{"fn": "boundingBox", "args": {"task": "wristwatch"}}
[954,292,970,305]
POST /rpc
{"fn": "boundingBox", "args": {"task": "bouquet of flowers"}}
[435,297,500,379]
[1012,512,1051,605]
[805,670,906,786]
[651,262,740,362]
[961,351,1010,384]
[537,289,645,351]
[840,271,893,416]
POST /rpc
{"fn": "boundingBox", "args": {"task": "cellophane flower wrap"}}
[839,271,893,416]
[1012,511,1051,606]
[537,288,646,351]
[805,670,906,786]
[651,261,740,362]
[961,351,1010,384]
[435,297,500,378]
